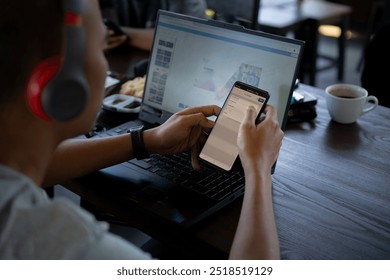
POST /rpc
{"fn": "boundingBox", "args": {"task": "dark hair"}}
[0,0,63,105]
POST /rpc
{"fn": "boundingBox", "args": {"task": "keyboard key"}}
[127,152,245,201]
[129,159,152,170]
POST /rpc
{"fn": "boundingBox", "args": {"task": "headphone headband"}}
[26,0,89,121]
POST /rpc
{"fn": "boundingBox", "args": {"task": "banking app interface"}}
[200,85,267,171]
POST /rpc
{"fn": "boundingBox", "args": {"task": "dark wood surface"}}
[272,84,390,259]
[64,80,390,259]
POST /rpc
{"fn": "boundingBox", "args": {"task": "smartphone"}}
[199,81,269,171]
[103,18,125,35]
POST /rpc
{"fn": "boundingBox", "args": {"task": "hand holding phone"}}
[199,81,269,171]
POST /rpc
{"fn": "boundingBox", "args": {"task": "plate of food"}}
[103,75,146,113]
[118,75,145,98]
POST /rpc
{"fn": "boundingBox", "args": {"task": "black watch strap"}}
[129,125,150,160]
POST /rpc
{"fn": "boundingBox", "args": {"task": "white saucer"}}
[102,94,142,113]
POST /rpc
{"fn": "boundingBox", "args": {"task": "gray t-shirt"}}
[0,165,151,259]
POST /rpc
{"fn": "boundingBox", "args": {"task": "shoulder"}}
[0,167,151,259]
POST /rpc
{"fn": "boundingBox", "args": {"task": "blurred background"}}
[205,0,390,90]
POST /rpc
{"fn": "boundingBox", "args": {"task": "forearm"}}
[43,105,218,186]
[122,27,154,51]
[229,171,280,260]
[43,134,134,187]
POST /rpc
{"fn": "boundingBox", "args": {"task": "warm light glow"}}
[318,25,342,38]
[205,8,215,19]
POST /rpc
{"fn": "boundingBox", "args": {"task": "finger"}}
[200,130,209,144]
[180,112,214,130]
[242,105,257,126]
[178,105,221,130]
[178,105,221,118]
[263,105,277,121]
[112,36,127,44]
[191,144,201,171]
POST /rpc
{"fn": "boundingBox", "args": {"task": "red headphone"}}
[26,0,89,121]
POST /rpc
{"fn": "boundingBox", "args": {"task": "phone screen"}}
[199,82,269,171]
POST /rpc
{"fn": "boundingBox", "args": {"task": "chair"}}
[294,18,320,86]
[268,0,353,86]
[313,0,353,85]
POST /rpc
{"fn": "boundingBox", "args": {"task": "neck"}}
[0,107,60,186]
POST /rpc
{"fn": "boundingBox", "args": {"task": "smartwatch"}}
[129,125,150,160]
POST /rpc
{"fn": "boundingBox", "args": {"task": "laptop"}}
[88,10,304,228]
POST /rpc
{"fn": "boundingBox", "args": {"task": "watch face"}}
[129,125,144,133]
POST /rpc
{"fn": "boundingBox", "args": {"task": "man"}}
[0,0,283,259]
[101,0,208,50]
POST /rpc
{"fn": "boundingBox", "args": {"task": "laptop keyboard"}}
[92,120,245,202]
[128,153,245,201]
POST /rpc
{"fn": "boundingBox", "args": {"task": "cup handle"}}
[362,95,379,115]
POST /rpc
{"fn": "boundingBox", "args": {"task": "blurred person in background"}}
[100,0,208,51]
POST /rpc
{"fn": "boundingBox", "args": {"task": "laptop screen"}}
[140,10,304,129]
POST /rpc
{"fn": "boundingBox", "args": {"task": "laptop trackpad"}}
[97,164,214,227]
[135,186,168,201]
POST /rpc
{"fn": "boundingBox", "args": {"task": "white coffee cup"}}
[325,84,378,124]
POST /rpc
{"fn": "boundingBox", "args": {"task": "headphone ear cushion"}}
[42,63,88,121]
[26,56,61,121]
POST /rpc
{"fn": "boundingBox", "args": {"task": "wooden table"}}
[188,83,390,259]
[63,81,390,259]
[268,84,390,259]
